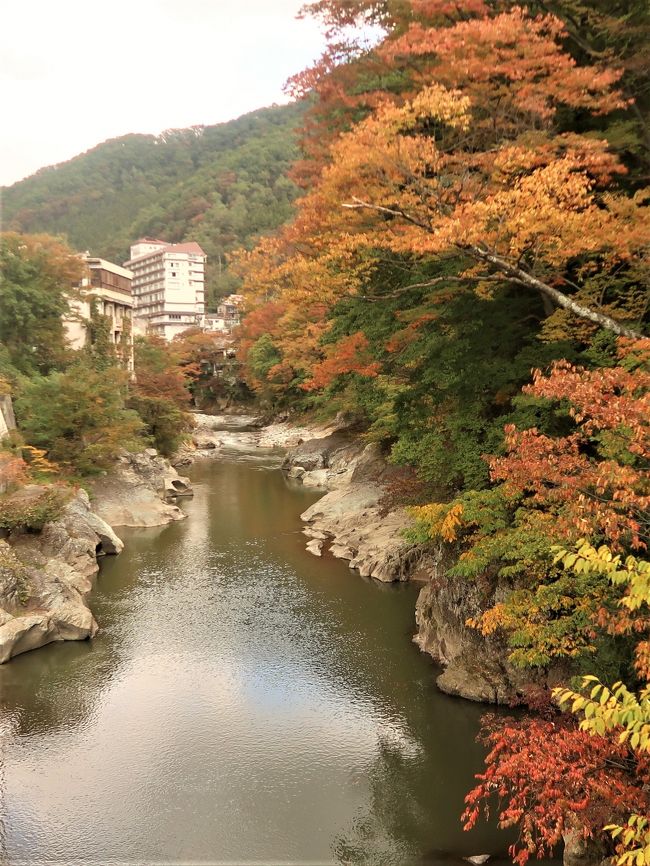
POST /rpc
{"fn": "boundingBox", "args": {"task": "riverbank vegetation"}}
[0,233,199,500]
[234,1,650,862]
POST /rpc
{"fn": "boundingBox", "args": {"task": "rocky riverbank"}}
[88,448,192,527]
[282,428,553,705]
[0,488,122,662]
[0,449,193,663]
[285,434,423,583]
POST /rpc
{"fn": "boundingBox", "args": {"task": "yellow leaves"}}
[605,816,650,866]
[22,445,58,477]
[409,501,464,542]
[555,678,650,755]
[407,84,471,131]
[553,541,650,611]
[553,542,650,864]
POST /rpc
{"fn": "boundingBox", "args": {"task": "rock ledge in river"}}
[0,488,123,663]
[89,449,192,527]
[285,435,422,584]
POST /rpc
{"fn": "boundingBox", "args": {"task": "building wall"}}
[64,256,135,367]
[125,240,206,341]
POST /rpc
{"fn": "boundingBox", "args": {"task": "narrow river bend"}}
[0,451,511,865]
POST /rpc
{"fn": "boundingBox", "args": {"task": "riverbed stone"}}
[88,450,189,527]
[306,538,324,556]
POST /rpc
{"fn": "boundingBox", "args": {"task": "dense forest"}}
[2,104,304,305]
[234,1,650,863]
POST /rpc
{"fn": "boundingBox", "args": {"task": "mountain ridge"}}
[2,102,305,305]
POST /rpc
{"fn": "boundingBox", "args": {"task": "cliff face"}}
[0,488,122,663]
[285,431,564,704]
[412,549,568,703]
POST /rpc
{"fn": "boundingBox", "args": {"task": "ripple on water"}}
[0,458,517,865]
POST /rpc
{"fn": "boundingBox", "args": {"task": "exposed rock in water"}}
[88,449,192,527]
[413,544,568,704]
[285,435,422,584]
[0,489,123,663]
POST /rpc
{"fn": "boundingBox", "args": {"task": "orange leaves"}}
[383,8,626,122]
[490,349,650,550]
[0,453,27,492]
[303,331,380,391]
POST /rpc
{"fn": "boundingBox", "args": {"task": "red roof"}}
[164,241,206,256]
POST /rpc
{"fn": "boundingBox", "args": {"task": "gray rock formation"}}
[413,544,569,703]
[88,449,192,527]
[286,435,422,583]
[0,489,123,663]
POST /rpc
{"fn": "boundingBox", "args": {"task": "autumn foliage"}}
[234,1,649,862]
[491,340,650,550]
[462,712,650,866]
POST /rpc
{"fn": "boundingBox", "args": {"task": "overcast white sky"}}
[1,0,329,187]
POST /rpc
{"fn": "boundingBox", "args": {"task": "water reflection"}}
[1,458,512,864]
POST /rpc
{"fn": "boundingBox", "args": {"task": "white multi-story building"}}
[124,237,206,341]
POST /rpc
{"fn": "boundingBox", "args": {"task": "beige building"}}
[65,256,136,365]
[124,238,206,341]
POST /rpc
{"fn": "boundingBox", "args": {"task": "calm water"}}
[0,453,513,866]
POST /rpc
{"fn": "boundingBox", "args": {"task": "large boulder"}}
[0,488,123,664]
[88,449,192,527]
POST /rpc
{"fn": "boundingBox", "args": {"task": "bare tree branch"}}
[461,244,643,339]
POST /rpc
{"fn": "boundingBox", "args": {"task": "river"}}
[0,447,514,866]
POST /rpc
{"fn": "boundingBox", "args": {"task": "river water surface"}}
[1,449,513,865]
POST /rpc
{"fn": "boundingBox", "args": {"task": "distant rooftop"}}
[125,238,206,265]
[164,241,206,256]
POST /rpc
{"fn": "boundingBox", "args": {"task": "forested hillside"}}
[2,103,304,305]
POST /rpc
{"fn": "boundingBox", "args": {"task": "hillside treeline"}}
[2,104,304,306]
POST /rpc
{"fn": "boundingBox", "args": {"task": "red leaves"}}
[463,715,650,865]
[303,331,381,391]
[490,345,650,550]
